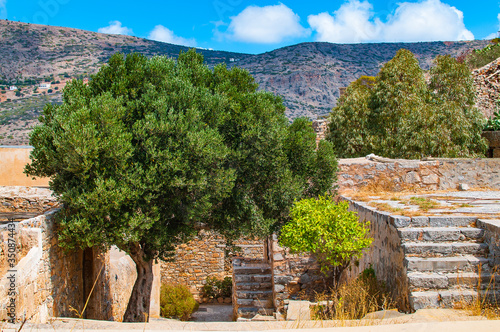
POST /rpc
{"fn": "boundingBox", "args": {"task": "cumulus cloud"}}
[0,0,7,20]
[308,0,474,43]
[98,21,133,35]
[484,13,500,40]
[308,0,382,43]
[225,4,310,44]
[148,25,196,47]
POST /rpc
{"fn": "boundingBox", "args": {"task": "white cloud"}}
[98,21,133,35]
[225,4,310,44]
[308,0,474,43]
[484,13,500,40]
[148,25,196,47]
[308,0,382,43]
[0,0,7,20]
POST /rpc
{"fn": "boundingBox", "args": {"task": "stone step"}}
[408,272,500,291]
[237,298,274,308]
[405,256,491,273]
[235,281,273,291]
[233,265,272,275]
[236,290,273,300]
[409,289,500,310]
[392,216,477,228]
[236,307,275,319]
[398,227,484,242]
[403,242,488,257]
[234,274,273,283]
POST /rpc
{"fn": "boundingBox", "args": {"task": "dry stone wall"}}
[0,186,58,213]
[473,57,500,119]
[269,235,331,314]
[478,219,500,267]
[337,157,500,193]
[160,229,263,300]
[341,199,410,311]
[483,131,500,158]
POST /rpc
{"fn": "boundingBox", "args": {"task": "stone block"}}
[411,216,429,227]
[403,242,453,256]
[422,228,461,242]
[460,228,485,240]
[410,291,440,310]
[422,174,439,185]
[286,300,311,321]
[404,171,421,184]
[408,272,448,289]
[428,217,476,228]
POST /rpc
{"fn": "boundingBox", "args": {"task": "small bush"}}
[160,284,199,321]
[202,276,232,298]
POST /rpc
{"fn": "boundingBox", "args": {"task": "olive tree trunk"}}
[122,243,154,322]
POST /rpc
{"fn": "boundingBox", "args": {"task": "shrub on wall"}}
[160,283,199,321]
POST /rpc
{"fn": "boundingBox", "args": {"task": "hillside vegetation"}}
[0,20,490,145]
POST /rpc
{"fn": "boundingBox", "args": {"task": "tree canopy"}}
[25,50,337,321]
[327,49,487,159]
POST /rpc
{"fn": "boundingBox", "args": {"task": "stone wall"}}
[337,157,500,193]
[483,131,500,158]
[341,199,410,311]
[269,234,331,314]
[312,119,328,147]
[0,209,157,323]
[473,57,500,119]
[160,229,263,300]
[0,186,58,214]
[478,219,500,267]
[0,210,83,323]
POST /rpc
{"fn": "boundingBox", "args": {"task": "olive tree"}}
[25,50,337,322]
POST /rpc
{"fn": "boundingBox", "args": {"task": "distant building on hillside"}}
[9,86,17,91]
[39,83,51,89]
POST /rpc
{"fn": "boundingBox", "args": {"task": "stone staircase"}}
[395,216,500,309]
[232,258,274,319]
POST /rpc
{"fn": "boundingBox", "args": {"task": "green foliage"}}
[463,42,500,69]
[279,196,372,277]
[202,276,232,298]
[327,49,487,159]
[160,284,199,321]
[328,76,376,158]
[484,100,500,131]
[24,50,337,320]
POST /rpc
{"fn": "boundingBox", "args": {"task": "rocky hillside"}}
[0,20,491,145]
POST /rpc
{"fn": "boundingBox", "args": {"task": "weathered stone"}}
[458,183,470,191]
[422,174,439,185]
[404,171,421,184]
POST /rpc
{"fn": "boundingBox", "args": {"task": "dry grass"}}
[309,268,396,322]
[453,266,500,320]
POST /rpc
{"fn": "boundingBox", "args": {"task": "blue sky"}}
[2,0,500,54]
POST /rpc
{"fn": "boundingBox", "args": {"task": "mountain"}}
[0,20,490,145]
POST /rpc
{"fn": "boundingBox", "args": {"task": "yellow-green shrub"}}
[160,284,199,321]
